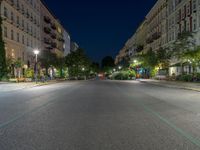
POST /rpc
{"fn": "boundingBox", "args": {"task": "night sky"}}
[43,0,157,62]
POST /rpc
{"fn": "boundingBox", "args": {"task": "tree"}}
[0,16,7,79]
[157,47,171,70]
[139,49,158,77]
[181,47,200,73]
[14,58,24,78]
[171,31,195,74]
[65,48,91,78]
[40,50,57,75]
[142,49,158,68]
[90,62,100,74]
[55,57,65,78]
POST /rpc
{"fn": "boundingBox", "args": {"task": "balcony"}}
[152,32,161,40]
[51,33,56,39]
[51,42,57,48]
[146,37,153,44]
[46,46,53,50]
[44,27,51,34]
[51,23,56,30]
[10,0,14,6]
[136,45,144,53]
[26,13,30,18]
[44,38,51,44]
[58,37,65,42]
[44,16,51,23]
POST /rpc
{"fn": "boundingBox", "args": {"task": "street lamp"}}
[113,68,116,72]
[134,60,137,63]
[33,49,40,83]
[118,66,122,70]
[82,67,86,80]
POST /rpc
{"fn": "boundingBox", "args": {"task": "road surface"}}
[0,80,200,150]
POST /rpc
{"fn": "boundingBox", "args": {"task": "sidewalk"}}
[139,79,200,92]
[0,80,62,92]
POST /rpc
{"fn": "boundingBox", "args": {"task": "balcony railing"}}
[44,27,51,34]
[51,33,56,39]
[51,42,57,48]
[51,23,56,30]
[44,16,51,23]
[44,38,51,44]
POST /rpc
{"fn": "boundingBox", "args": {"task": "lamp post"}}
[82,67,86,80]
[33,49,40,83]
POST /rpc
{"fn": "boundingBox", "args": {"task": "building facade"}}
[146,0,168,51]
[0,0,72,78]
[63,29,71,57]
[70,41,79,52]
[40,1,65,58]
[167,0,200,75]
[115,0,200,76]
[115,21,148,65]
[1,0,41,76]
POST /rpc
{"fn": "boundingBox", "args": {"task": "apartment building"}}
[167,0,200,75]
[40,1,65,58]
[115,20,148,64]
[146,0,168,51]
[134,20,148,53]
[63,29,71,57]
[1,0,41,75]
[167,0,199,43]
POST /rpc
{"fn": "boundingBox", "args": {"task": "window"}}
[30,26,32,35]
[22,19,24,29]
[27,37,29,46]
[193,18,197,30]
[4,27,7,38]
[22,52,25,61]
[17,33,20,42]
[27,23,29,32]
[193,0,197,11]
[11,30,14,40]
[22,35,25,44]
[17,16,20,26]
[31,40,33,47]
[21,4,24,13]
[11,12,14,23]
[4,7,8,18]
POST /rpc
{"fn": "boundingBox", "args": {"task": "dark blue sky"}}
[43,0,157,62]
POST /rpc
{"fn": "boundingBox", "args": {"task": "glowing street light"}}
[33,49,40,83]
[113,68,116,72]
[134,60,138,63]
[82,67,85,71]
[118,66,122,70]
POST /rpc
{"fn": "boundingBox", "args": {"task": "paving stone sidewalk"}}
[0,80,60,92]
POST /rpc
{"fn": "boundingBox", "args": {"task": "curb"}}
[0,80,64,93]
[140,80,200,92]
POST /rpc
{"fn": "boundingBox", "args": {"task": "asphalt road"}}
[1,80,200,150]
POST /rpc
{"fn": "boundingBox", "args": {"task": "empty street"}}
[0,81,200,150]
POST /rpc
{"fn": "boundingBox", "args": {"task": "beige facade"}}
[167,0,200,44]
[115,46,128,65]
[40,1,64,58]
[1,0,41,68]
[146,0,167,51]
[115,20,148,64]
